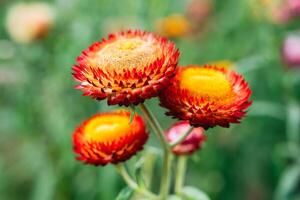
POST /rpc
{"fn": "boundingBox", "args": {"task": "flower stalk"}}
[138,103,173,199]
[115,164,158,199]
[175,156,187,195]
[138,103,169,151]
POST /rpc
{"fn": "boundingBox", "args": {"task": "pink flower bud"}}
[288,0,300,16]
[282,34,300,68]
[165,121,206,155]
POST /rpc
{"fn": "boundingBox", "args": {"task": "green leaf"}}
[168,195,183,200]
[275,165,300,200]
[116,187,134,200]
[134,157,145,187]
[181,186,211,200]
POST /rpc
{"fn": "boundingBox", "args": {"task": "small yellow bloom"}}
[156,14,190,38]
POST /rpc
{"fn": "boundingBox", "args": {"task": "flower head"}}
[72,30,179,106]
[73,110,148,166]
[159,65,252,129]
[6,2,54,44]
[165,121,206,155]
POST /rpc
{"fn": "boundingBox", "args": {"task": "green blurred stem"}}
[170,127,194,147]
[160,152,173,199]
[138,104,172,199]
[138,104,169,151]
[115,164,158,199]
[286,101,300,159]
[175,156,187,195]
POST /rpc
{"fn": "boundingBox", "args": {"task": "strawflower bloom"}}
[159,65,252,129]
[73,110,148,165]
[6,2,54,44]
[72,30,179,106]
[165,121,206,155]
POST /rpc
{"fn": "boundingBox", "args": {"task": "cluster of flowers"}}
[71,30,252,165]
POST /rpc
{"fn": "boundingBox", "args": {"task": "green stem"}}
[286,101,300,159]
[138,104,169,151]
[160,152,173,199]
[115,164,158,199]
[138,103,172,199]
[175,156,187,195]
[170,127,194,147]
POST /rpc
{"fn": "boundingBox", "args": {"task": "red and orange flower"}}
[165,121,206,155]
[73,110,148,166]
[72,30,179,106]
[159,65,252,129]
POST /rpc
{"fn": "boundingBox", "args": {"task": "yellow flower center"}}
[84,114,131,143]
[94,38,161,71]
[180,67,235,103]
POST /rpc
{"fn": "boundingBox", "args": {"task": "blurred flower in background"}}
[288,0,300,16]
[282,33,300,68]
[185,0,213,32]
[165,121,206,155]
[156,14,191,38]
[250,0,300,24]
[5,2,54,44]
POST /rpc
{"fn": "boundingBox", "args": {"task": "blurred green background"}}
[0,0,300,199]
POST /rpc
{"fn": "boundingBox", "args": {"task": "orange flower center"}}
[84,114,131,143]
[180,67,235,103]
[94,38,161,71]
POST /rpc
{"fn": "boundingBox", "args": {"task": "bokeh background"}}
[1,0,300,199]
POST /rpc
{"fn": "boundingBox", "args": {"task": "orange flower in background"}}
[72,30,179,106]
[5,2,54,44]
[159,65,252,129]
[156,14,191,38]
[73,110,148,165]
[165,121,206,155]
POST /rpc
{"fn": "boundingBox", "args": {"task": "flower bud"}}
[282,34,300,68]
[165,121,206,155]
